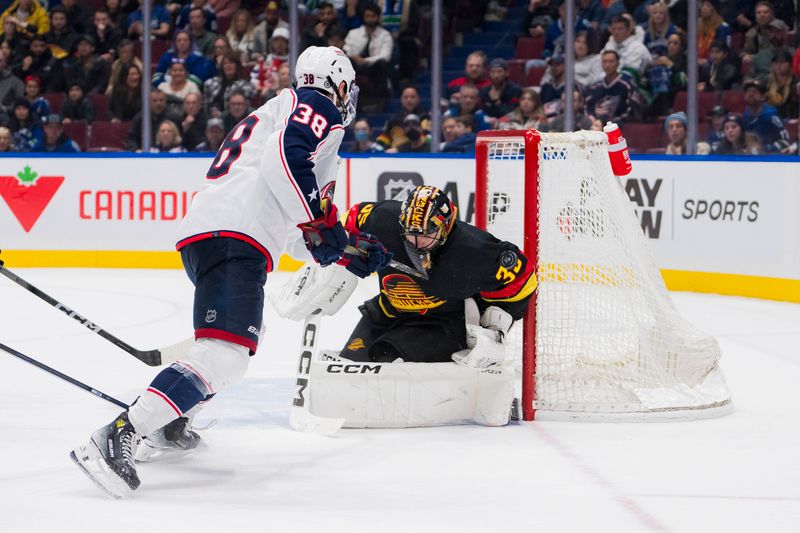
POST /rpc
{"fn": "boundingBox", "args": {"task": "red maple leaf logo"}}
[0,166,64,232]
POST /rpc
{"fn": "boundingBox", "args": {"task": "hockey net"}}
[475,130,732,421]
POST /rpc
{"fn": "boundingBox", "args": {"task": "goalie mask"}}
[399,186,457,271]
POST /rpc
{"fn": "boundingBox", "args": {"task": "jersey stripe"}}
[480,261,538,303]
[146,386,183,416]
[195,327,258,353]
[176,230,274,272]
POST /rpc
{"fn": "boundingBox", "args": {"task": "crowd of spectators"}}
[0,0,795,156]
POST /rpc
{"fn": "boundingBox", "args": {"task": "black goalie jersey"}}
[339,200,537,363]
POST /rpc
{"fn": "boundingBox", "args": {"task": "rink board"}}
[0,153,798,301]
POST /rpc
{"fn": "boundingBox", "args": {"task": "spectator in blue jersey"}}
[642,1,676,50]
[127,0,171,40]
[577,0,605,34]
[9,98,43,151]
[742,78,793,153]
[33,114,80,152]
[346,118,385,153]
[480,58,522,122]
[153,30,216,89]
[441,114,477,153]
[585,50,639,124]
[176,0,218,33]
[543,2,589,59]
[444,83,491,132]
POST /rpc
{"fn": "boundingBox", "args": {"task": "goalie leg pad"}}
[308,359,516,428]
[268,262,359,320]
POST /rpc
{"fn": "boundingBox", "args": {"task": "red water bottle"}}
[604,121,632,176]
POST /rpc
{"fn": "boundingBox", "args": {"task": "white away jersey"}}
[176,88,345,270]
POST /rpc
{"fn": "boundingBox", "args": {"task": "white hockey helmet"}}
[295,46,358,125]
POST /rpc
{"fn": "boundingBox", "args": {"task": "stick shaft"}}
[0,341,129,409]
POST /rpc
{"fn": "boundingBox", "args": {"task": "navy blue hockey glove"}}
[338,231,393,278]
[297,200,348,266]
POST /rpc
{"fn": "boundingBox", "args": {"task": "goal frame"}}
[475,130,540,421]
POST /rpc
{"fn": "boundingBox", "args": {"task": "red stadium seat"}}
[515,37,544,59]
[729,32,744,55]
[507,59,526,86]
[525,66,546,86]
[721,90,745,114]
[672,91,718,119]
[62,121,88,151]
[133,39,171,63]
[88,121,131,150]
[44,92,65,115]
[89,93,109,121]
[622,122,665,153]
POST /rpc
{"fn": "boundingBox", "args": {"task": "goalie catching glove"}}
[298,199,392,278]
[451,299,512,368]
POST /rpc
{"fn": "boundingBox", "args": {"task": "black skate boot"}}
[136,416,207,462]
[70,412,141,498]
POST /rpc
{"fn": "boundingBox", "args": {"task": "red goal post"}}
[474,129,732,422]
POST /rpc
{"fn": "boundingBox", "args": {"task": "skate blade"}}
[135,438,208,463]
[69,442,134,499]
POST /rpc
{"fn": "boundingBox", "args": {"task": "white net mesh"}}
[481,131,732,420]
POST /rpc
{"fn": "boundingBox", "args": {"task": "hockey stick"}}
[289,309,346,435]
[344,245,429,280]
[0,341,129,409]
[0,256,192,367]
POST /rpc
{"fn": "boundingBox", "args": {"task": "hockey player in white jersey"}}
[69,46,391,498]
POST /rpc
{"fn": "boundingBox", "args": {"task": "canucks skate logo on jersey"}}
[205,309,217,323]
[380,274,445,314]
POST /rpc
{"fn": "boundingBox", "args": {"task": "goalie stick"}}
[0,341,129,409]
[290,309,346,435]
[0,254,192,367]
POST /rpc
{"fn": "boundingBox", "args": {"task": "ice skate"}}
[136,416,207,462]
[70,412,141,499]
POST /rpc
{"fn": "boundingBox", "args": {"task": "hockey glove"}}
[297,200,348,266]
[338,231,393,278]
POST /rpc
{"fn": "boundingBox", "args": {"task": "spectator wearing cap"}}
[22,74,49,119]
[44,6,77,62]
[254,1,288,54]
[347,118,384,153]
[0,125,13,151]
[714,112,764,154]
[386,114,431,153]
[33,113,80,152]
[61,80,94,123]
[444,83,491,132]
[344,4,393,104]
[0,0,50,41]
[698,40,740,92]
[63,35,111,94]
[205,51,254,117]
[0,52,23,115]
[176,1,219,35]
[446,52,490,104]
[742,78,792,153]
[251,27,289,98]
[9,97,42,150]
[194,116,226,152]
[584,50,639,124]
[663,111,711,155]
[480,58,522,121]
[748,18,791,83]
[301,2,339,52]
[539,54,566,116]
[153,30,216,89]
[127,0,171,40]
[226,8,261,67]
[109,64,142,121]
[705,105,727,152]
[13,35,59,92]
[159,60,201,106]
[697,0,731,67]
[183,7,217,59]
[88,10,121,64]
[603,15,651,74]
[765,48,799,119]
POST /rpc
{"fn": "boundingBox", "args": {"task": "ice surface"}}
[1,269,798,532]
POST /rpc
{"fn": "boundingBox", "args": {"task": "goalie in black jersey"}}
[338,185,537,366]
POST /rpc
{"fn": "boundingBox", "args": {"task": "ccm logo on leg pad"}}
[326,363,382,374]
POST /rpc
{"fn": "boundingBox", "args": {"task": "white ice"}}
[1,268,798,533]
